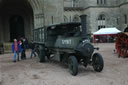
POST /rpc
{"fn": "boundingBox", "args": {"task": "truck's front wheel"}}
[68,56,78,76]
[92,53,104,72]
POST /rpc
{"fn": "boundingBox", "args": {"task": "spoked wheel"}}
[68,56,78,76]
[116,33,128,57]
[92,53,104,72]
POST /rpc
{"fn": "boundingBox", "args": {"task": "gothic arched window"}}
[73,15,80,22]
[64,16,68,22]
[97,0,106,5]
[72,0,79,7]
[97,14,106,30]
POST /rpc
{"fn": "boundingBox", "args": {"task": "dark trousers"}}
[30,49,36,58]
[21,49,26,59]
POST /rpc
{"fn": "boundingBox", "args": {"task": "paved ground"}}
[0,43,128,85]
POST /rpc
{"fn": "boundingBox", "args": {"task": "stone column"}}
[0,56,2,85]
[0,16,3,42]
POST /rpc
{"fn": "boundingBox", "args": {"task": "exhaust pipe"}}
[76,15,94,57]
[80,15,87,40]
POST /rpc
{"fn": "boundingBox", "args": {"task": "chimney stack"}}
[80,15,87,40]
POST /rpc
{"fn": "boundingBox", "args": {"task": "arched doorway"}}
[0,0,34,42]
[10,15,25,41]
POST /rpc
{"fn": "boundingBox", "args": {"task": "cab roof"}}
[47,22,81,30]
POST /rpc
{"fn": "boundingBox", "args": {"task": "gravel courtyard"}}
[0,43,128,85]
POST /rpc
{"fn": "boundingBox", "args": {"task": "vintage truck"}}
[33,15,104,76]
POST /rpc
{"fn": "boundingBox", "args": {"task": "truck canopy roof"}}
[47,22,81,30]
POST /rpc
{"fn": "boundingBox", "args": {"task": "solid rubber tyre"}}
[38,46,45,62]
[68,56,78,76]
[92,53,104,72]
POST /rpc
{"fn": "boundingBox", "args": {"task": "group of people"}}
[12,38,36,62]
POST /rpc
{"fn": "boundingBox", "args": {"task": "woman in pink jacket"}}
[12,39,21,62]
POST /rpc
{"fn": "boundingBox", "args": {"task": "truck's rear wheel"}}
[68,56,78,76]
[38,46,45,62]
[39,50,45,62]
[92,53,104,72]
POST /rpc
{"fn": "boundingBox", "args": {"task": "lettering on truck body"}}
[62,40,72,45]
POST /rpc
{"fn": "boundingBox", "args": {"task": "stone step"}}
[3,42,12,53]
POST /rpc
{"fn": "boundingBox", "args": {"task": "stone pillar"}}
[0,16,3,42]
[0,56,2,85]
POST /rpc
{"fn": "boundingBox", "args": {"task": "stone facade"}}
[0,0,128,42]
[64,0,128,33]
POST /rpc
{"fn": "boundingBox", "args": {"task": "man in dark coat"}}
[21,40,26,59]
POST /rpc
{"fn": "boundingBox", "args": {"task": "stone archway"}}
[0,0,43,42]
[0,0,34,42]
[124,27,128,32]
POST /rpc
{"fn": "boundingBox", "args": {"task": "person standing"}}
[21,40,26,59]
[18,39,22,60]
[12,39,21,62]
[24,37,29,49]
[30,40,36,58]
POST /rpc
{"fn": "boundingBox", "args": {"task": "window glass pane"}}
[98,14,106,30]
